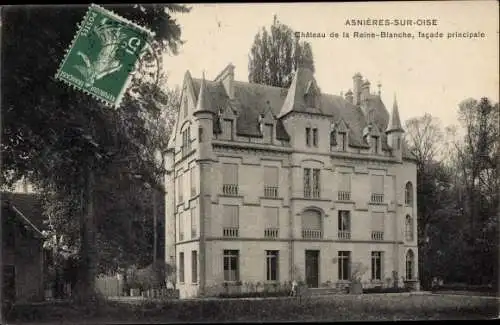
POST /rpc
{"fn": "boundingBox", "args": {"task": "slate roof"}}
[1,192,44,236]
[187,66,415,160]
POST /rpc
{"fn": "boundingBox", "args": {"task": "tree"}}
[1,4,189,303]
[404,114,459,288]
[248,15,315,88]
[451,98,499,285]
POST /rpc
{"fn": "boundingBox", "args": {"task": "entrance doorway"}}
[305,250,319,288]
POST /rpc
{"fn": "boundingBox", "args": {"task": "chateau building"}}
[164,64,419,298]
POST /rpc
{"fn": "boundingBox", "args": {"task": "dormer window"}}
[339,132,347,151]
[330,131,337,148]
[222,119,233,140]
[373,136,379,153]
[263,123,273,143]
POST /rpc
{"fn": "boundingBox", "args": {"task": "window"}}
[330,131,337,148]
[191,206,197,238]
[373,136,379,153]
[177,174,183,203]
[264,123,273,143]
[370,175,384,203]
[371,212,385,240]
[301,209,322,239]
[312,128,318,147]
[263,166,279,198]
[338,210,351,240]
[222,119,233,140]
[222,163,238,196]
[190,167,196,196]
[264,207,279,238]
[223,250,239,282]
[338,251,351,280]
[222,205,239,237]
[339,132,347,151]
[199,127,203,143]
[266,250,279,281]
[397,138,401,150]
[178,212,184,241]
[405,182,413,206]
[179,252,185,283]
[191,251,198,283]
[406,250,414,280]
[181,127,191,156]
[371,251,383,280]
[305,127,311,146]
[304,168,320,198]
[312,169,321,198]
[303,168,311,197]
[338,173,351,201]
[405,215,414,241]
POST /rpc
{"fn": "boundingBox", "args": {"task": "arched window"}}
[406,250,414,280]
[405,215,414,241]
[405,182,413,206]
[301,209,322,239]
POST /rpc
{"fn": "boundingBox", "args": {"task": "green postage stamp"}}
[55,4,154,107]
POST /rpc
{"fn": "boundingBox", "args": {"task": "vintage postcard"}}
[1,1,498,324]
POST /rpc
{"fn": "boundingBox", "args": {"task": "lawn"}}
[7,293,498,324]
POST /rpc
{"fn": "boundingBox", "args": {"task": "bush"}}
[218,290,290,299]
[363,287,411,294]
[430,284,496,293]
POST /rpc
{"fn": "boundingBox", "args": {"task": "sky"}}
[162,1,499,128]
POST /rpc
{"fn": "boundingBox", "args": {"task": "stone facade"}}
[165,64,419,298]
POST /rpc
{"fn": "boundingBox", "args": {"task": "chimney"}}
[352,73,363,106]
[345,89,353,104]
[361,79,371,103]
[214,63,235,99]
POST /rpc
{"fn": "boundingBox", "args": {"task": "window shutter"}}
[223,205,239,227]
[339,173,351,191]
[264,166,278,187]
[223,163,238,185]
[265,207,279,228]
[301,210,321,230]
[371,212,385,232]
[371,175,384,194]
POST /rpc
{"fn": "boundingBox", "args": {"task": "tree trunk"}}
[74,163,98,304]
[153,189,157,264]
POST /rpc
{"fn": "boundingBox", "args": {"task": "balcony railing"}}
[371,193,384,203]
[302,228,323,239]
[312,189,320,198]
[223,227,239,237]
[222,184,239,196]
[371,231,384,241]
[304,188,311,198]
[264,186,278,198]
[191,229,197,239]
[264,228,279,238]
[338,230,351,240]
[337,191,351,201]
